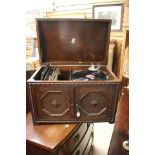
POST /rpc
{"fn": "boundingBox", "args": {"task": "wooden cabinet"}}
[28,19,121,124]
[26,112,94,155]
[29,82,120,124]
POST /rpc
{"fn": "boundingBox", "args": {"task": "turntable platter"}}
[72,70,107,81]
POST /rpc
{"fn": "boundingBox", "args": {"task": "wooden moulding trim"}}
[28,84,37,123]
[111,84,121,122]
[29,81,120,85]
[34,118,110,124]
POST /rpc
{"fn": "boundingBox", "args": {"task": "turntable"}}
[27,18,121,124]
[72,64,108,81]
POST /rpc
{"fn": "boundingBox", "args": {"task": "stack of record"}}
[40,65,60,81]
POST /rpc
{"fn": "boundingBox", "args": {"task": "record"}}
[72,70,107,81]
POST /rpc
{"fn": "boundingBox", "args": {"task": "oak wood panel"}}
[36,18,111,65]
[29,84,75,123]
[75,85,114,121]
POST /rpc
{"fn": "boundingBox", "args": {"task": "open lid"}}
[36,18,111,65]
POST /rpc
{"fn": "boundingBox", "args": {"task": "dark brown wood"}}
[26,112,93,155]
[108,87,129,155]
[75,85,116,122]
[28,65,120,124]
[26,70,36,112]
[28,19,121,124]
[36,18,111,65]
[30,84,75,123]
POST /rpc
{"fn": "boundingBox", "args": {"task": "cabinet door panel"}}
[30,84,74,121]
[75,85,115,122]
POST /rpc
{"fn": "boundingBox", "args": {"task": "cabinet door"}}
[30,84,74,123]
[75,85,116,122]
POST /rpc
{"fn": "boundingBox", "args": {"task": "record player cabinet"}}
[27,18,121,124]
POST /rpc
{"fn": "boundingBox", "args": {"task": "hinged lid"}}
[36,18,111,65]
